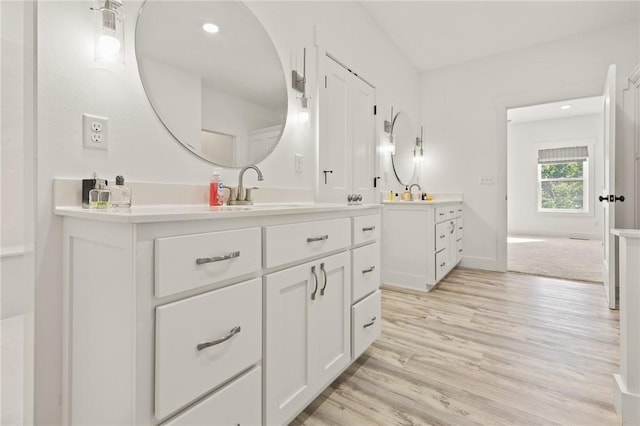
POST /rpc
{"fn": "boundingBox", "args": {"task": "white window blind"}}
[537,146,588,164]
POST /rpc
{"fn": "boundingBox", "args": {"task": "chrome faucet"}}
[228,164,264,205]
[409,183,422,200]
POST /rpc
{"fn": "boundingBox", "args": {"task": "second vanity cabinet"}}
[382,200,463,292]
[57,205,381,426]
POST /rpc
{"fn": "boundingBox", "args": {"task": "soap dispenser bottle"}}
[110,175,132,208]
[403,186,411,201]
[209,169,224,206]
[89,180,110,209]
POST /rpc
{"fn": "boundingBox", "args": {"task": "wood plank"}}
[293,268,620,425]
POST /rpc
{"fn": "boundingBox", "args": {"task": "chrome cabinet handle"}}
[362,266,376,274]
[362,226,376,232]
[307,235,329,243]
[320,263,328,296]
[440,262,446,267]
[196,251,240,265]
[363,317,377,328]
[311,265,319,300]
[197,326,241,351]
[439,234,446,239]
[458,249,463,253]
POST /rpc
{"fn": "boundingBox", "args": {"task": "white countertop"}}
[54,203,380,224]
[381,199,462,206]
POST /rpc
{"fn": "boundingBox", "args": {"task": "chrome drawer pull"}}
[439,235,446,239]
[320,263,328,296]
[362,266,376,274]
[307,235,329,243]
[440,262,446,267]
[362,226,376,232]
[363,317,377,328]
[196,251,240,265]
[458,249,463,253]
[197,326,241,351]
[311,265,319,300]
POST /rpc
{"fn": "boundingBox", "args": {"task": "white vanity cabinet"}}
[57,204,381,426]
[382,201,463,292]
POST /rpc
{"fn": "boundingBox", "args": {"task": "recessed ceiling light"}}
[202,23,219,34]
[560,104,572,110]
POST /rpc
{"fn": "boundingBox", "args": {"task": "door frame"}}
[494,80,606,271]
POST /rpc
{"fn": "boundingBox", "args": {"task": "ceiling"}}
[507,95,603,123]
[360,1,639,72]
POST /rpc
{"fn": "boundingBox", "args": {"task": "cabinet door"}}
[448,220,458,268]
[310,252,351,389]
[264,261,315,426]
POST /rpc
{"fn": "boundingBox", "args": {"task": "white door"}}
[351,79,376,204]
[601,64,617,309]
[319,58,351,202]
[309,252,351,388]
[264,262,314,425]
[319,54,376,203]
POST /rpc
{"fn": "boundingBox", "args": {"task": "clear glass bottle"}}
[89,180,110,209]
[110,175,132,208]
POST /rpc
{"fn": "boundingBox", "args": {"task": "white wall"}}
[507,114,604,239]
[420,22,639,271]
[35,1,420,423]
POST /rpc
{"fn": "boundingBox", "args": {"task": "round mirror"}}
[135,1,288,167]
[390,111,416,185]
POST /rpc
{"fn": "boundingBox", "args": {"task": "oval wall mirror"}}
[135,1,288,167]
[390,111,416,186]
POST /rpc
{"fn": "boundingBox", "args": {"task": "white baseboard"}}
[508,229,602,241]
[614,373,640,425]
[460,256,499,272]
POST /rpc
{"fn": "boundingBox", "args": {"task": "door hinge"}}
[374,105,377,115]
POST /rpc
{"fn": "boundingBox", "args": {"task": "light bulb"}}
[99,34,121,55]
[202,23,219,34]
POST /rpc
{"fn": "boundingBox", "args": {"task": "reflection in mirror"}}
[135,1,288,167]
[390,111,416,186]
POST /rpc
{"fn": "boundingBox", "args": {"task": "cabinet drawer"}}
[155,228,261,298]
[435,206,449,222]
[352,243,380,303]
[353,214,380,245]
[264,218,350,268]
[456,217,464,240]
[435,221,450,252]
[352,290,381,359]
[436,249,449,282]
[162,367,261,426]
[155,278,262,419]
[456,239,464,263]
[446,205,458,220]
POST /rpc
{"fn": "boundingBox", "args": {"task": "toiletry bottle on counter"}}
[89,180,110,209]
[389,191,394,202]
[403,186,411,201]
[110,175,132,208]
[209,169,223,206]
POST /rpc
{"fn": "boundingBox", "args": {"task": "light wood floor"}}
[292,268,620,426]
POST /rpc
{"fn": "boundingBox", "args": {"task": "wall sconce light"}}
[292,47,310,124]
[384,106,395,154]
[414,126,424,162]
[92,0,124,63]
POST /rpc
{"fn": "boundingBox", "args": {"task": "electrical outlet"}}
[295,154,303,173]
[479,175,495,185]
[83,113,108,151]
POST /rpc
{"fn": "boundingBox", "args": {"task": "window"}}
[537,146,589,213]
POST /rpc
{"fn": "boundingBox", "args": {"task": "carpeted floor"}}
[507,235,603,283]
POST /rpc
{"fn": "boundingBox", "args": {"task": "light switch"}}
[295,154,303,173]
[479,175,495,185]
